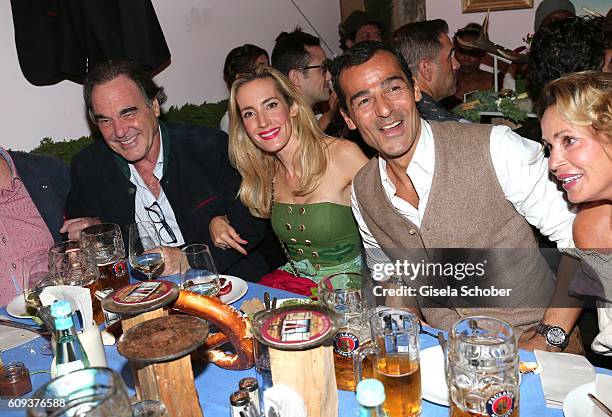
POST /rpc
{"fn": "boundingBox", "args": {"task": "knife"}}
[0,318,51,336]
[589,393,612,417]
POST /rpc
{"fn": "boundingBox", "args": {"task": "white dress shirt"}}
[129,130,185,246]
[351,119,576,277]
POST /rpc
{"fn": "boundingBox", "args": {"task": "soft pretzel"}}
[173,290,254,370]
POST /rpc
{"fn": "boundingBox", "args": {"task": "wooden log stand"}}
[252,304,340,417]
[103,281,207,417]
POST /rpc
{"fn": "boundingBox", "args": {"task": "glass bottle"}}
[356,379,388,417]
[51,300,90,376]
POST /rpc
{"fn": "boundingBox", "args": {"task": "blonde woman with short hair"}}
[540,71,612,355]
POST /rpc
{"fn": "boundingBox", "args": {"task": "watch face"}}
[546,327,566,346]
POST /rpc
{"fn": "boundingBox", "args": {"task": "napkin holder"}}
[104,281,205,417]
[252,304,339,417]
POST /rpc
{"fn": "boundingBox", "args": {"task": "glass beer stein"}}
[354,308,422,417]
[81,223,129,324]
[318,272,370,391]
[447,316,519,417]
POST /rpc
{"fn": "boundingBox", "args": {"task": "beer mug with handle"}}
[80,223,129,324]
[447,316,519,417]
[318,272,370,391]
[354,308,422,417]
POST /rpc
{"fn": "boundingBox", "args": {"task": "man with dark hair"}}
[271,27,335,129]
[528,16,608,108]
[339,10,385,51]
[390,20,464,122]
[63,60,268,281]
[514,15,608,142]
[330,42,583,352]
[533,0,575,33]
[0,146,69,306]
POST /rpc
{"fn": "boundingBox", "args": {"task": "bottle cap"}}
[50,300,72,318]
[356,379,386,407]
[229,390,250,406]
[238,377,258,392]
[51,300,73,330]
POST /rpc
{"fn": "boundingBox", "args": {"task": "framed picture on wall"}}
[462,0,533,13]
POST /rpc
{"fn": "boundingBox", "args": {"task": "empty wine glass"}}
[23,249,56,323]
[128,222,165,280]
[180,244,220,296]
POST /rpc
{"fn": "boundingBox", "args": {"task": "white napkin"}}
[534,350,596,409]
[593,374,612,417]
[39,285,94,330]
[263,384,307,417]
[0,314,40,351]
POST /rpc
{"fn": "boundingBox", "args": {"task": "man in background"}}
[271,27,336,130]
[534,0,575,33]
[391,20,465,123]
[339,10,385,50]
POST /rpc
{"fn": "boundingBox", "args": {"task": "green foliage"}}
[31,136,96,164]
[31,99,229,163]
[452,90,531,124]
[160,100,228,127]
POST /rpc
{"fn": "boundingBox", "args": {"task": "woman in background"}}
[219,44,269,133]
[540,71,612,355]
[225,66,368,295]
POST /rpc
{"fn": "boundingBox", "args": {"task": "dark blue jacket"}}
[9,151,70,243]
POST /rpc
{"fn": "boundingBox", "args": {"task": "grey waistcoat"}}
[353,121,553,333]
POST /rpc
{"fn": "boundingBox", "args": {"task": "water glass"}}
[354,308,421,417]
[27,367,133,417]
[180,244,220,296]
[448,316,519,417]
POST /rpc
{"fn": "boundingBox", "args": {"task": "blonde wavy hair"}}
[228,66,329,218]
[541,71,612,141]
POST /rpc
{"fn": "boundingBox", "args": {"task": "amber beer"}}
[374,354,421,417]
[86,259,129,324]
[333,339,373,391]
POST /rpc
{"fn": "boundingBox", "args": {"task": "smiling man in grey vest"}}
[330,42,582,353]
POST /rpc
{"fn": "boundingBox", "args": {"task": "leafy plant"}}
[161,100,227,127]
[453,90,532,124]
[31,136,96,164]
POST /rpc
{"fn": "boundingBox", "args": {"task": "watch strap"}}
[535,322,569,350]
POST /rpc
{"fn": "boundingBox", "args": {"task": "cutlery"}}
[418,321,438,339]
[0,318,51,336]
[589,393,612,417]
